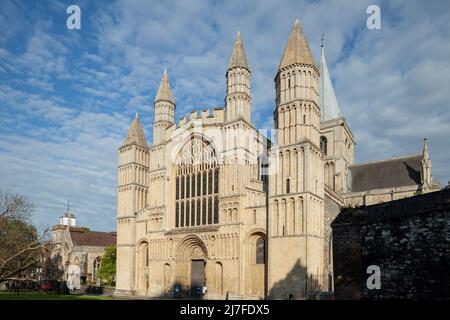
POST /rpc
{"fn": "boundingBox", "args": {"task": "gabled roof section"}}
[278,19,316,70]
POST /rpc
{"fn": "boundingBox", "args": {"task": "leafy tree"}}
[0,191,47,283]
[98,245,116,286]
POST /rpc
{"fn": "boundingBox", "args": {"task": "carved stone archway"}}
[175,235,209,292]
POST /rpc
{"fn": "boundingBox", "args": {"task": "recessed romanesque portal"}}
[175,235,209,294]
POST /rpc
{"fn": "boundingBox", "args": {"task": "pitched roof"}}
[69,228,116,247]
[278,19,316,70]
[319,44,341,122]
[228,32,250,71]
[123,114,148,147]
[154,69,175,104]
[347,155,423,193]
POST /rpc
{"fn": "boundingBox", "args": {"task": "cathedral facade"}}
[115,20,439,299]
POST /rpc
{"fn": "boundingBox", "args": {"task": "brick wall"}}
[332,188,450,300]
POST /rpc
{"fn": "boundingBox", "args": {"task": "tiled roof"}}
[347,155,422,193]
[69,228,116,247]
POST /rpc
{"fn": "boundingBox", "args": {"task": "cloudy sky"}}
[0,0,449,231]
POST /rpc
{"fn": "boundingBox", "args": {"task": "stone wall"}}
[332,188,450,299]
[323,193,342,292]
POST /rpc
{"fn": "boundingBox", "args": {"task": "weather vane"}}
[321,32,325,47]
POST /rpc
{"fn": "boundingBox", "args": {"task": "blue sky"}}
[1,0,449,231]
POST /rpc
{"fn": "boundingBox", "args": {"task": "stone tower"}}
[116,114,149,295]
[153,70,175,144]
[268,19,325,299]
[225,32,251,122]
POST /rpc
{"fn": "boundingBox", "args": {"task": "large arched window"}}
[256,237,265,264]
[320,136,328,155]
[175,137,219,228]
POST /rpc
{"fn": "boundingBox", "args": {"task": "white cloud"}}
[1,0,449,232]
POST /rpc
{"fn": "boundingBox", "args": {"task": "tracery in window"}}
[175,137,219,228]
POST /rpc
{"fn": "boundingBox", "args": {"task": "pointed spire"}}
[423,138,429,158]
[155,69,175,104]
[421,138,432,188]
[228,31,250,71]
[319,36,342,122]
[123,114,148,147]
[278,19,316,70]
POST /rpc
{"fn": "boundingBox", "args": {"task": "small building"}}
[51,206,116,284]
[332,188,450,299]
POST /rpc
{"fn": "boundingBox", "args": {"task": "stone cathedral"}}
[115,20,439,299]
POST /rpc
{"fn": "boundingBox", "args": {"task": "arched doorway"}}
[175,235,208,297]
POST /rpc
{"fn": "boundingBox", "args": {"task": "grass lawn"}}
[0,292,113,300]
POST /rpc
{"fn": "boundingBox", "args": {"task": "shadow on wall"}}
[268,259,321,300]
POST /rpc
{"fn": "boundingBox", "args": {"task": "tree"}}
[41,249,64,281]
[0,191,47,283]
[98,245,116,286]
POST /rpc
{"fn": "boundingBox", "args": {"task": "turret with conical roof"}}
[117,113,149,295]
[154,69,175,144]
[274,18,320,147]
[117,112,149,289]
[268,19,325,299]
[225,32,252,123]
[118,113,149,217]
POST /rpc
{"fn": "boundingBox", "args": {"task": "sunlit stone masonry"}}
[115,19,440,299]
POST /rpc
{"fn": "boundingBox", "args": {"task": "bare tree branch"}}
[0,191,44,282]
